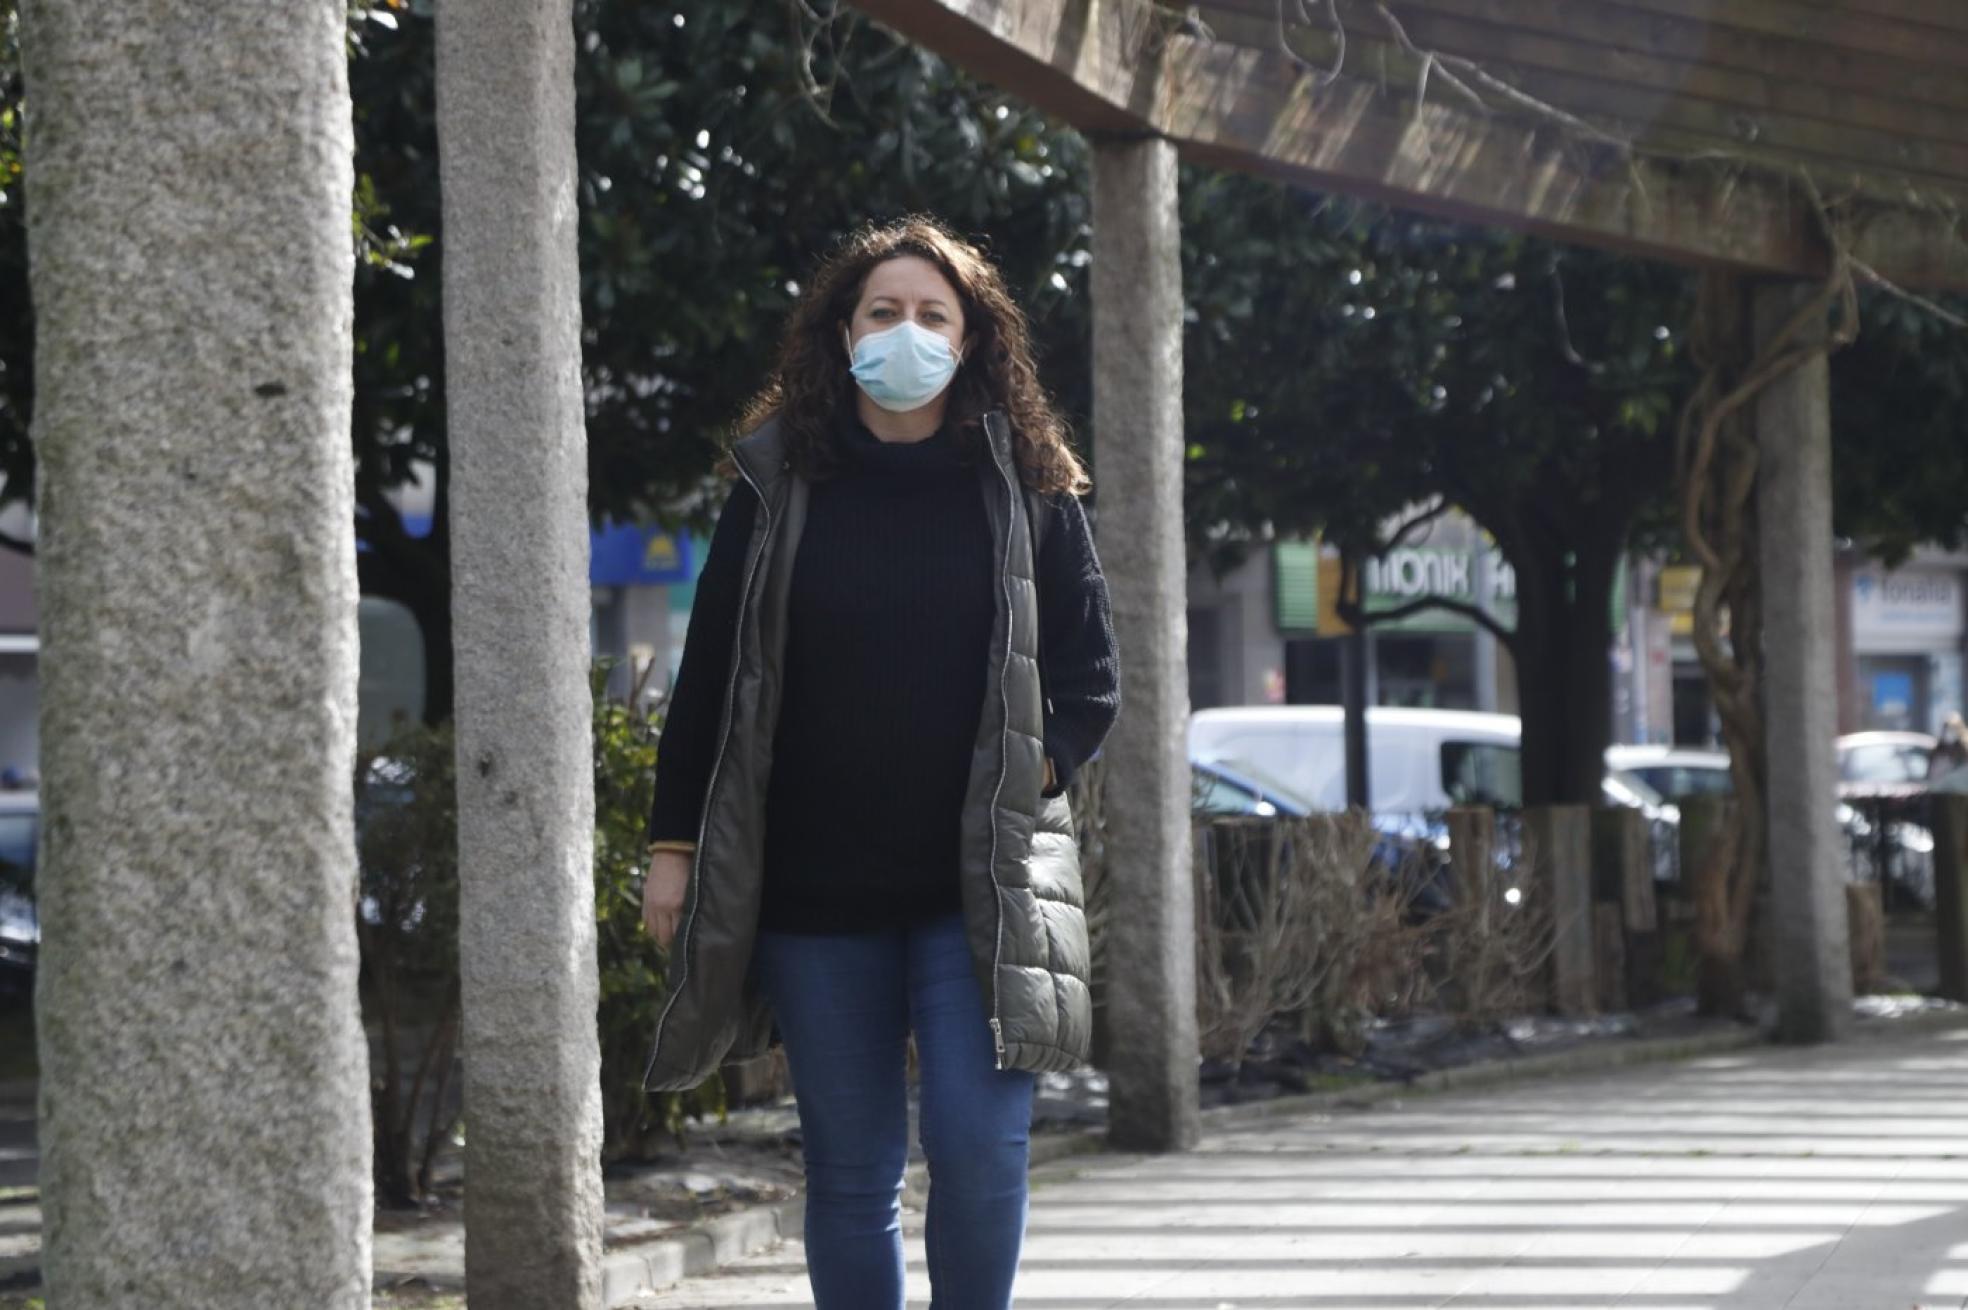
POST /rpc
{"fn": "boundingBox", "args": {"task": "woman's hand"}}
[643,848,693,949]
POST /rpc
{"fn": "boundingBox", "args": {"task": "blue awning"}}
[360,511,694,587]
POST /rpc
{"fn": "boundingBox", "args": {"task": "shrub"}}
[590,662,724,1161]
[354,721,461,1209]
[352,664,725,1209]
[1193,813,1429,1065]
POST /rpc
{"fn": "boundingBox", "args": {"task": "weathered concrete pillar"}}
[1754,279,1853,1045]
[1934,795,1968,1003]
[436,2,605,1304]
[1091,134,1199,1154]
[1591,806,1660,1008]
[1525,805,1596,1016]
[20,3,371,1304]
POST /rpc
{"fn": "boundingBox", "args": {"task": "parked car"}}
[1189,707,1524,814]
[0,791,38,993]
[1836,732,1940,908]
[1189,707,1682,885]
[1603,770,1683,883]
[1836,731,1937,796]
[1613,735,1949,800]
[1192,707,1671,815]
[1191,758,1317,819]
[1608,738,1940,908]
[1603,745,1734,802]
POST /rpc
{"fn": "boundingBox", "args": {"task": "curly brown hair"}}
[735,216,1089,496]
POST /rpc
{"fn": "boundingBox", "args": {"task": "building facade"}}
[1653,549,1968,744]
[1186,511,1519,718]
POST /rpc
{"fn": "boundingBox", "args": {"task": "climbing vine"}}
[1674,242,1858,1013]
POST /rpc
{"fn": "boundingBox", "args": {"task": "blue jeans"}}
[754,913,1037,1310]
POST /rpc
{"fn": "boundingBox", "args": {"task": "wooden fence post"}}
[1526,805,1596,1017]
[1935,796,1968,1003]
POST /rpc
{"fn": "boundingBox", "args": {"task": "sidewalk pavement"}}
[627,1021,1968,1309]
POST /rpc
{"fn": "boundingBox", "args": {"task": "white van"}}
[1188,707,1523,814]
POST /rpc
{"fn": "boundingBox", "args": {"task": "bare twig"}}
[784,0,844,128]
[1551,261,1603,373]
[1851,257,1968,331]
[1276,0,1345,86]
[1368,2,1488,118]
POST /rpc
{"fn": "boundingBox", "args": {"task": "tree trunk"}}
[1514,544,1620,809]
[436,1,607,1305]
[21,2,371,1305]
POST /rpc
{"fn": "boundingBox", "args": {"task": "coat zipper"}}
[984,414,1018,1071]
[644,457,776,1088]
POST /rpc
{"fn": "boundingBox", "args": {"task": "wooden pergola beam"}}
[852,0,1968,291]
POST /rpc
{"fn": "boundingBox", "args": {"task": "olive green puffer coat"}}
[642,410,1102,1091]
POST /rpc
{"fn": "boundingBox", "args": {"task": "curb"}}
[597,1196,804,1306]
[1194,1003,1968,1132]
[591,1125,1108,1305]
[1197,1024,1768,1129]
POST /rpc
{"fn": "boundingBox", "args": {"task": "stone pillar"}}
[1525,805,1596,1016]
[20,3,370,1305]
[1754,279,1853,1045]
[1934,795,1968,1003]
[1591,806,1660,1007]
[436,3,606,1304]
[1091,135,1199,1154]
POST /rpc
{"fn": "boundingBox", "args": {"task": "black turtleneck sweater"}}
[647,413,1121,933]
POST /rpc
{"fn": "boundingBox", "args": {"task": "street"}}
[633,1022,1968,1309]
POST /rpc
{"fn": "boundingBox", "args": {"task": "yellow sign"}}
[1317,553,1350,636]
[642,534,680,573]
[1658,566,1701,616]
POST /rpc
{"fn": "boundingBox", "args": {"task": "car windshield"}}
[1841,743,1932,785]
[1441,741,1522,808]
[1198,731,1347,809]
[1203,758,1319,813]
[1193,767,1269,817]
[1609,770,1667,807]
[0,810,36,893]
[1630,763,1734,799]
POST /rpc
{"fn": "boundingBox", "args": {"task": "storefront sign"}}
[1853,569,1963,653]
[590,521,695,587]
[1273,540,1516,636]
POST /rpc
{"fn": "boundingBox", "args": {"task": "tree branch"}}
[1345,590,1519,652]
[1382,496,1450,553]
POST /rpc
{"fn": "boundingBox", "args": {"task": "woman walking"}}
[639,216,1121,1309]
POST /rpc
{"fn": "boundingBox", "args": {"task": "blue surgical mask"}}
[845,320,962,413]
